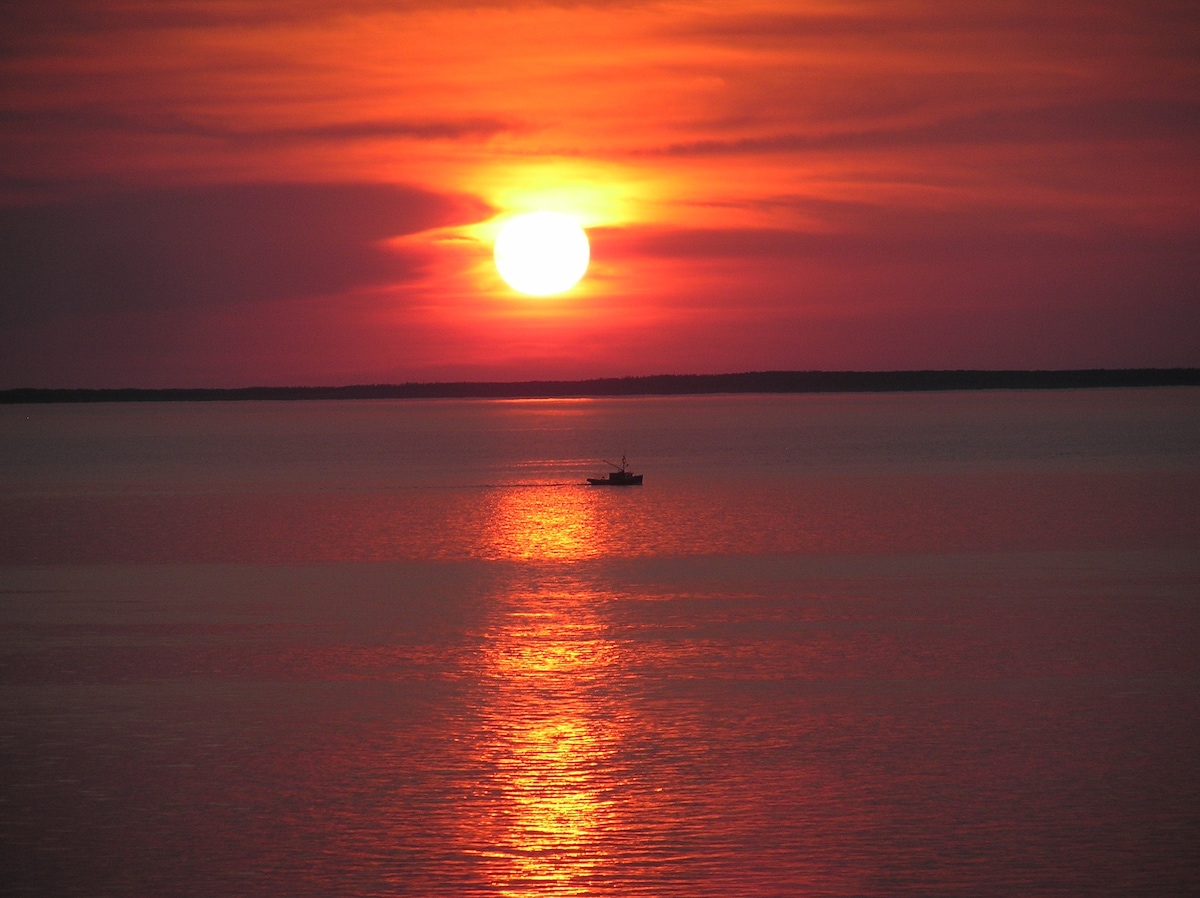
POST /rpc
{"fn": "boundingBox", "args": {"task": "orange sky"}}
[1,0,1197,386]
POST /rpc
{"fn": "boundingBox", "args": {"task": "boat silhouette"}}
[587,455,643,486]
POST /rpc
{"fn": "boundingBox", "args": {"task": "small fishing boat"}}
[588,456,643,486]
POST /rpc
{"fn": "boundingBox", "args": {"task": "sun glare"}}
[494,212,590,296]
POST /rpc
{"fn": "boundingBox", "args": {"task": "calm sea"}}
[2,389,1199,896]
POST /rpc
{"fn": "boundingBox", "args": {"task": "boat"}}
[587,455,643,486]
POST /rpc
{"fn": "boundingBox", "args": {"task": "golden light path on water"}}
[469,486,628,894]
[482,487,603,562]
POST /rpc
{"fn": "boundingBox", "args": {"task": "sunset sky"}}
[1,0,1197,387]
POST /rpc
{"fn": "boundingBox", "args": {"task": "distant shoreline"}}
[2,369,1198,404]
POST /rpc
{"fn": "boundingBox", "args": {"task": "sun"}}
[494,212,590,296]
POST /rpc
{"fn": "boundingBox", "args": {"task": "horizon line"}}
[3,368,1198,404]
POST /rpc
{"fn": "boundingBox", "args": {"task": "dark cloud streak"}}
[666,2,1200,47]
[0,182,490,328]
[0,0,637,51]
[637,99,1200,158]
[591,212,1200,263]
[0,108,515,144]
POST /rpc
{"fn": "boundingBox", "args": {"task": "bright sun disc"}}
[494,212,590,296]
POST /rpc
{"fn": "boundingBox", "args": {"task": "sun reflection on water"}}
[482,486,601,561]
[468,582,625,896]
[457,485,639,893]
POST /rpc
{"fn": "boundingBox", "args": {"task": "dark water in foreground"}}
[2,390,1199,896]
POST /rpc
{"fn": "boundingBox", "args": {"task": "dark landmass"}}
[3,369,1198,404]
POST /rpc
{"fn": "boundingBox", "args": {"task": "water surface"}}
[2,390,1198,895]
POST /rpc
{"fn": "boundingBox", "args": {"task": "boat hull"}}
[587,474,643,486]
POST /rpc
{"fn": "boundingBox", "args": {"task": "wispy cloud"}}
[0,108,516,145]
[637,98,1200,157]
